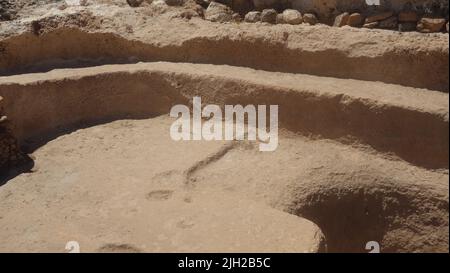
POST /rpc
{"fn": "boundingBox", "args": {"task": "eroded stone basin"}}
[0,116,327,253]
[0,115,447,252]
[0,63,448,252]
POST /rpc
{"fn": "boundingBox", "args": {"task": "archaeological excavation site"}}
[0,0,448,254]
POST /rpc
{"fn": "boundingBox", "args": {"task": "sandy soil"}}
[0,116,326,253]
[0,114,446,252]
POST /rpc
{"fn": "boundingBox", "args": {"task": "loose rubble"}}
[198,0,450,33]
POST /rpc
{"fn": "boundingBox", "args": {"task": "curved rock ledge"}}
[0,14,448,91]
[0,62,448,169]
[0,1,448,254]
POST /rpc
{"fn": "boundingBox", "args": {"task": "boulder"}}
[261,9,277,24]
[333,12,349,27]
[244,11,261,22]
[282,9,302,25]
[417,17,446,33]
[303,13,318,25]
[205,1,233,22]
[347,13,363,27]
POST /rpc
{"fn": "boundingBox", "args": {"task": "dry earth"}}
[0,0,448,253]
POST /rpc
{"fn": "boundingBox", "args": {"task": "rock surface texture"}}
[0,0,448,253]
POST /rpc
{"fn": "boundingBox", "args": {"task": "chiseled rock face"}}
[417,17,446,33]
[244,11,261,22]
[205,1,233,22]
[282,9,302,25]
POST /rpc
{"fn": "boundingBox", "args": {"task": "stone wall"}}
[225,0,448,20]
[215,0,449,30]
[289,0,449,21]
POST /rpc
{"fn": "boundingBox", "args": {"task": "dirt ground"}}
[0,0,448,253]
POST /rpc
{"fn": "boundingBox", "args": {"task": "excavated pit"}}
[0,5,448,253]
[0,62,448,252]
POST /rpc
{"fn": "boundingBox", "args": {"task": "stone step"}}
[0,18,448,91]
[0,62,448,169]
